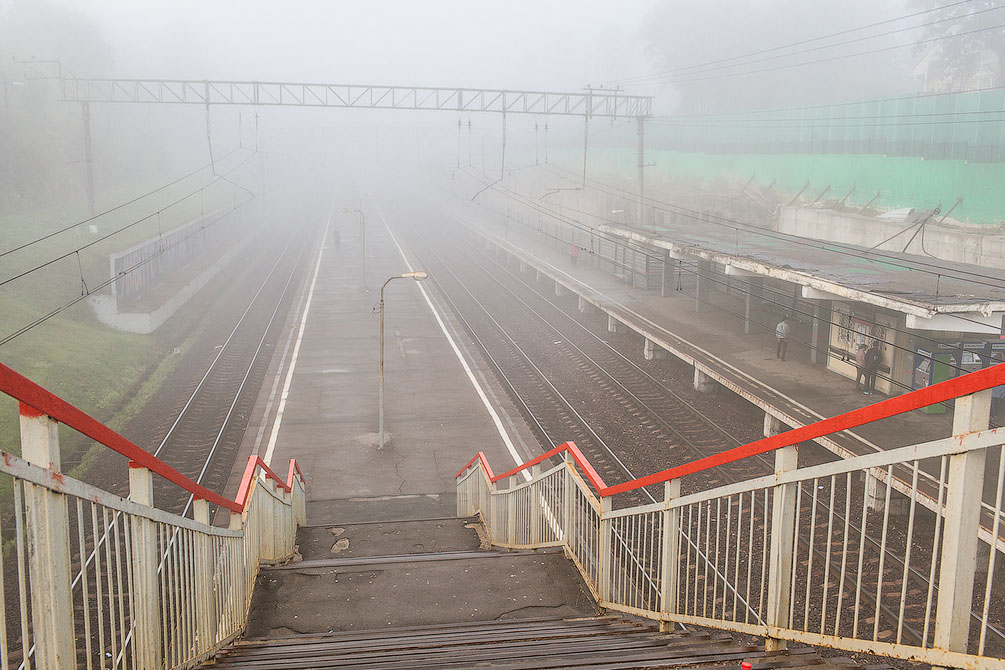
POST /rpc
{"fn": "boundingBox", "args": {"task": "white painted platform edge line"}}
[462,212,887,453]
[252,266,312,457]
[263,221,329,467]
[374,201,530,481]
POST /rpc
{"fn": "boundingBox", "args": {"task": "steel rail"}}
[3,217,313,670]
[405,220,762,624]
[438,221,1005,645]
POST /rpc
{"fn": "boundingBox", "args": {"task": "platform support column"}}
[765,445,798,652]
[535,269,542,283]
[659,479,681,632]
[744,278,763,335]
[578,296,587,313]
[128,465,162,670]
[695,260,712,313]
[933,389,991,668]
[607,315,619,333]
[19,409,75,669]
[763,412,784,437]
[644,338,667,361]
[661,250,670,298]
[555,281,564,297]
[693,367,716,394]
[810,300,831,365]
[519,260,527,273]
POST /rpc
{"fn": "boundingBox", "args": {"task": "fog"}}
[1,0,1001,406]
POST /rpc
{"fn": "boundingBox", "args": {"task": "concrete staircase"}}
[202,501,889,669]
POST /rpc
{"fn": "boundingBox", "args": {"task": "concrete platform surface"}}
[246,551,597,636]
[297,517,483,561]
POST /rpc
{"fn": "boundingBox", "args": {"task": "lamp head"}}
[402,271,428,280]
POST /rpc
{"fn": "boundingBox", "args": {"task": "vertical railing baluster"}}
[765,445,797,651]
[76,502,93,670]
[897,462,920,645]
[13,482,31,670]
[659,479,681,632]
[934,389,992,665]
[873,465,894,641]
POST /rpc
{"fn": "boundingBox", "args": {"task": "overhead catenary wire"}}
[464,180,991,421]
[0,152,257,288]
[617,1,1001,85]
[643,21,1005,86]
[456,166,1001,383]
[528,165,1005,336]
[539,162,1005,292]
[606,0,979,86]
[0,192,264,348]
[0,147,247,259]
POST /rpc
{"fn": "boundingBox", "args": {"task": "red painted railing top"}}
[0,362,302,515]
[456,441,607,494]
[458,363,1005,498]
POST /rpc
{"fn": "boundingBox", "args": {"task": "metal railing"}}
[457,363,1005,670]
[0,362,306,669]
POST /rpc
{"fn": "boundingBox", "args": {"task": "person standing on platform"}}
[331,229,341,251]
[855,343,868,391]
[775,317,790,361]
[570,243,580,266]
[864,341,881,395]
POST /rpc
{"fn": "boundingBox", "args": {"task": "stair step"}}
[235,615,619,645]
[266,548,556,571]
[225,622,649,658]
[207,619,767,670]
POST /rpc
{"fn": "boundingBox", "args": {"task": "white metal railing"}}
[458,380,1005,670]
[0,363,306,669]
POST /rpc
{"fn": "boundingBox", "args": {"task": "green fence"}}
[648,88,1005,163]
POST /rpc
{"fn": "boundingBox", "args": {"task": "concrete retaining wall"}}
[776,206,1005,270]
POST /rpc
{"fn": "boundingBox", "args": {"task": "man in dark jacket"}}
[863,341,882,395]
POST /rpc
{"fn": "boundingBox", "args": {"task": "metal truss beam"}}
[57,78,652,118]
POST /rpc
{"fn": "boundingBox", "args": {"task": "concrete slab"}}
[245,552,597,637]
[225,195,544,514]
[297,518,482,561]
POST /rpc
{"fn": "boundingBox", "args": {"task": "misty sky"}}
[46,0,659,90]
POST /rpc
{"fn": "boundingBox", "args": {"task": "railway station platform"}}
[442,193,964,460]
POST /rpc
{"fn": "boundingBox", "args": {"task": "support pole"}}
[194,499,217,654]
[500,110,507,180]
[582,111,590,188]
[19,407,75,669]
[933,389,992,666]
[637,115,646,227]
[765,445,798,651]
[81,102,96,216]
[128,465,162,669]
[659,479,682,632]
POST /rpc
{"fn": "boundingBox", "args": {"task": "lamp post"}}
[342,208,367,289]
[379,271,428,449]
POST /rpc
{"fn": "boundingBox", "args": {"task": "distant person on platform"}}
[864,341,882,395]
[570,243,580,266]
[775,317,790,361]
[331,229,341,251]
[855,343,868,391]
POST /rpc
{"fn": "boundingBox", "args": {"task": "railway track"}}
[396,212,1005,658]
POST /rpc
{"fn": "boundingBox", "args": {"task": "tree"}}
[638,0,918,114]
[909,0,1004,91]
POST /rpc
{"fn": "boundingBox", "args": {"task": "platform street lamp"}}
[342,208,367,289]
[378,271,428,449]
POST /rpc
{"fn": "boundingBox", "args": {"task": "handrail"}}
[0,361,301,514]
[459,362,1005,498]
[457,441,607,493]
